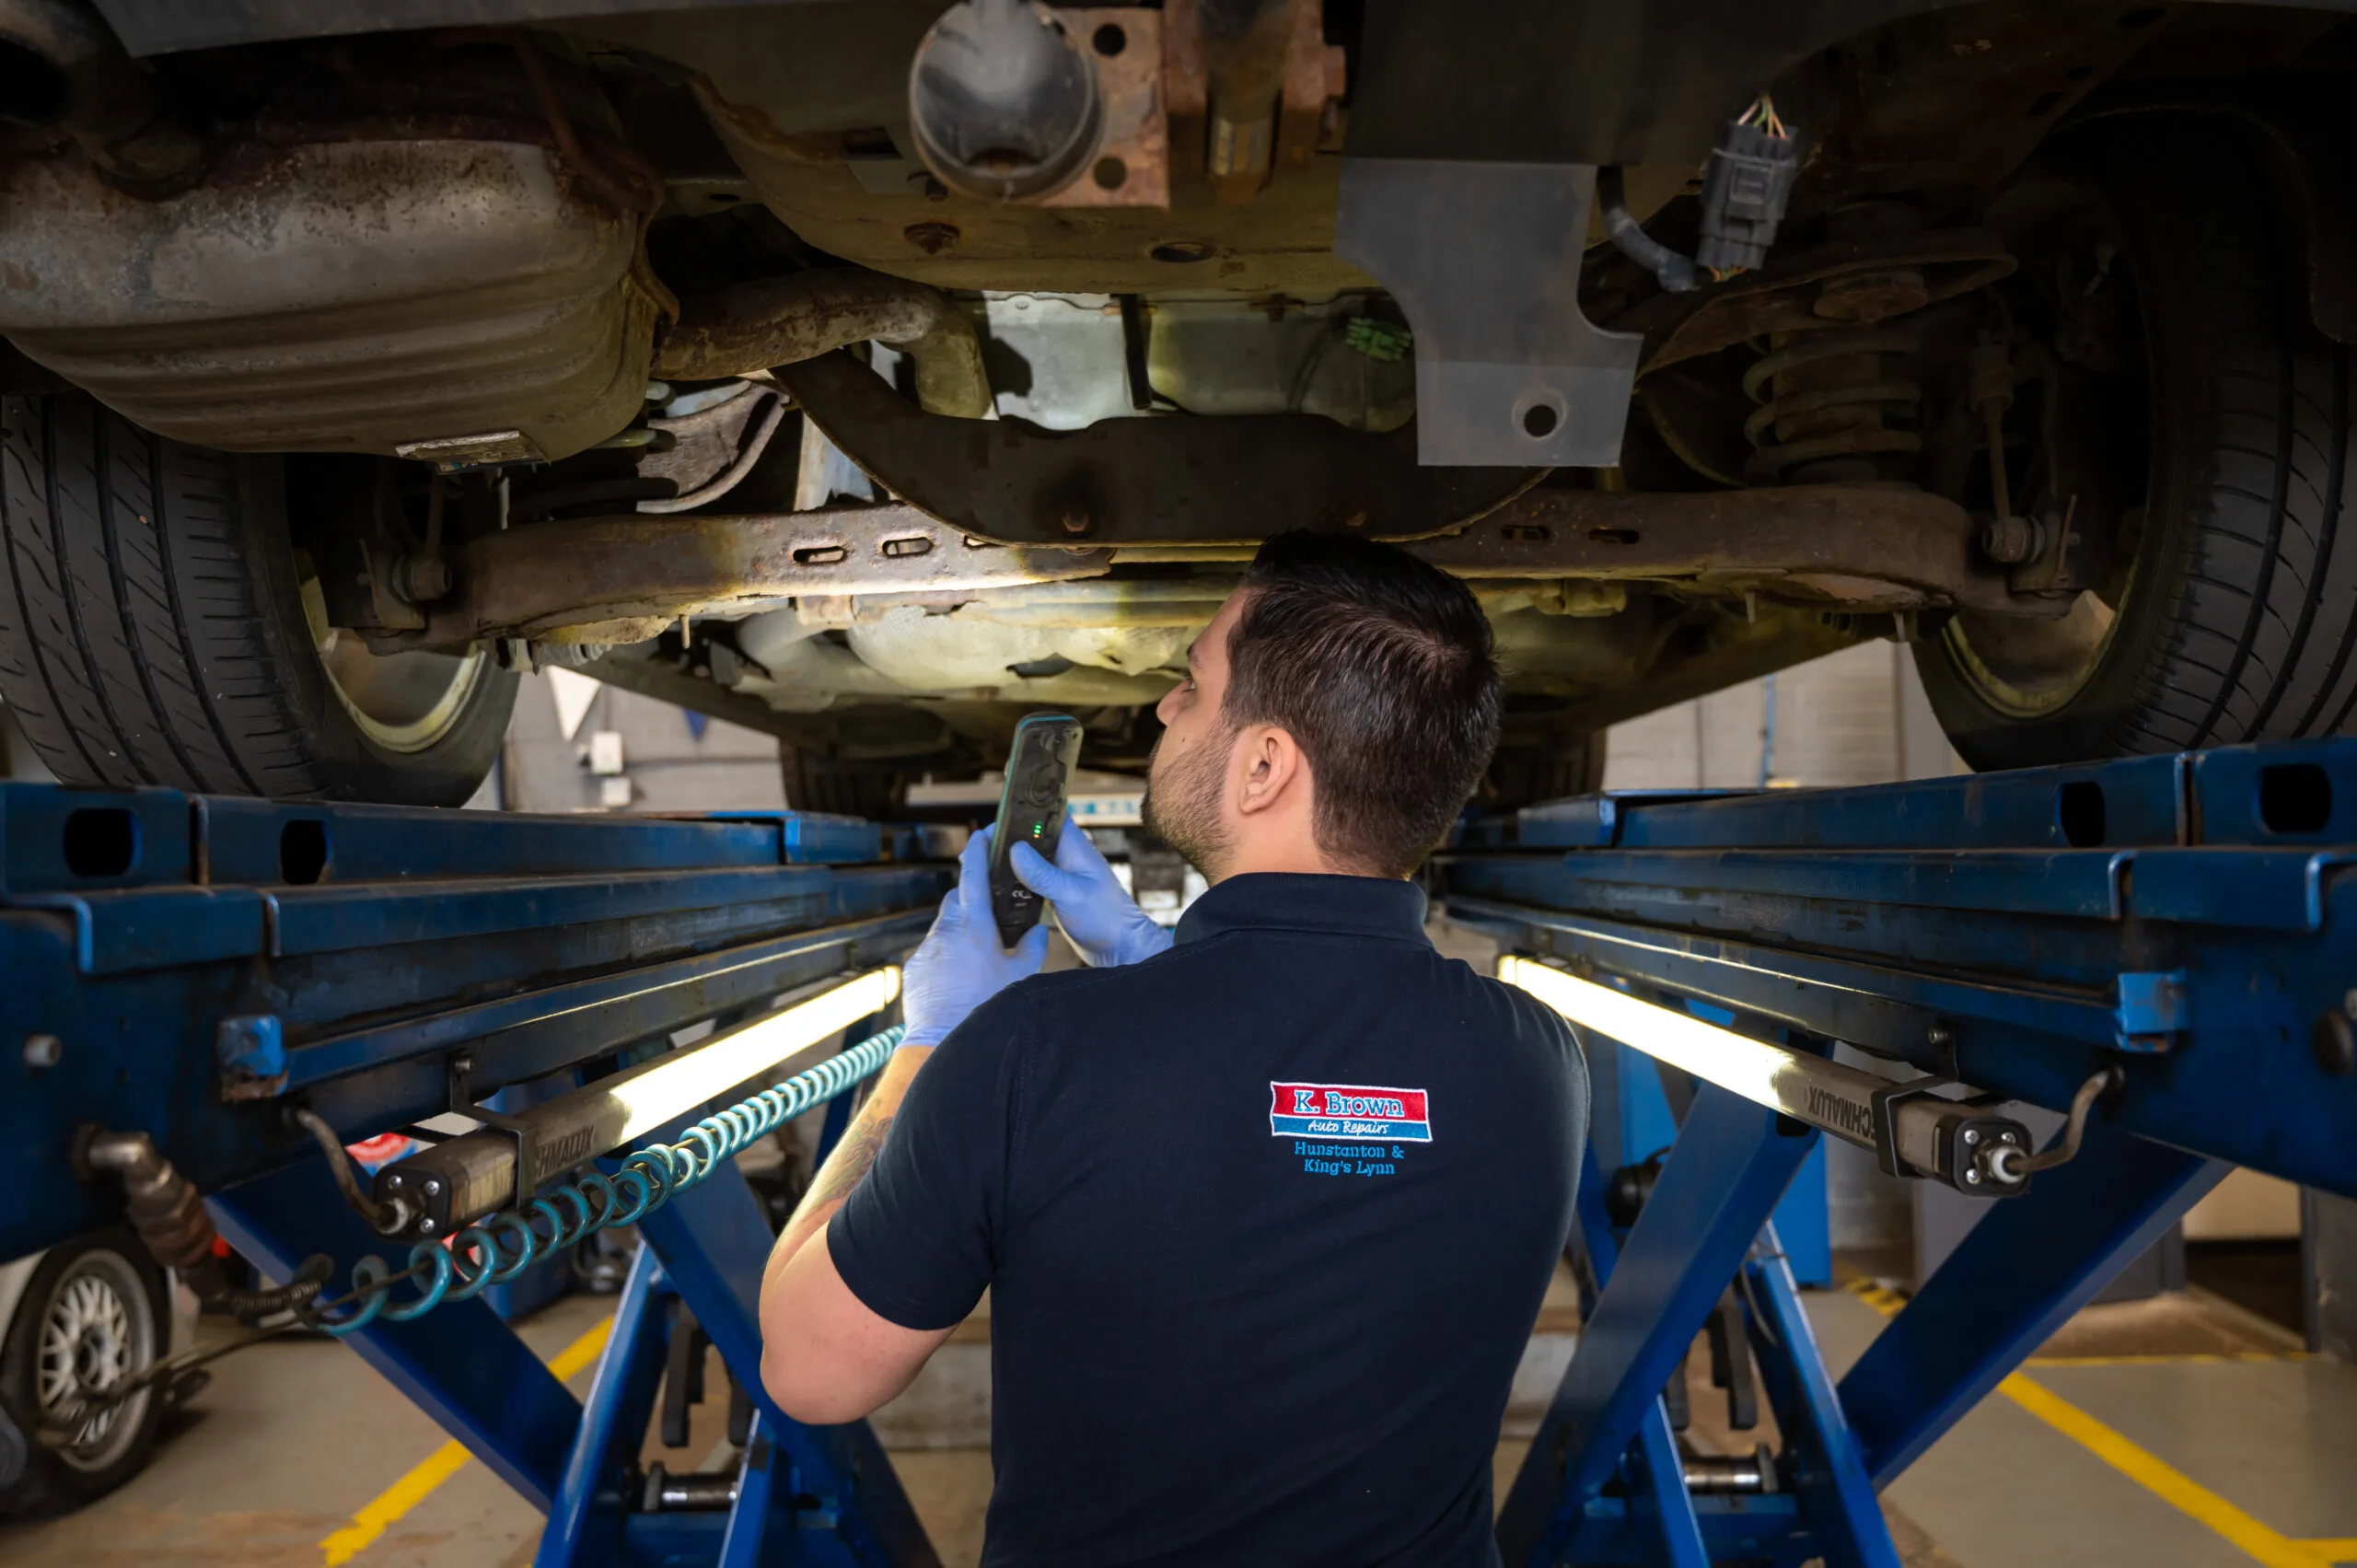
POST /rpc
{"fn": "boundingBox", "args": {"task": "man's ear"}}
[1232,725,1306,817]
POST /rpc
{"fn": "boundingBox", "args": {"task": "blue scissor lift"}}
[6,738,2355,1566]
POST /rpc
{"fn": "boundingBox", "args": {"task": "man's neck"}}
[1212,837,1397,882]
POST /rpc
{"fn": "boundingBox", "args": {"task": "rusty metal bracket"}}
[425,505,1112,645]
[1037,7,1168,209]
[1408,483,2023,613]
[772,349,1541,545]
[1618,227,2017,379]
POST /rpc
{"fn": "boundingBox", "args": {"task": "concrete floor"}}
[1816,1283,2357,1568]
[3,1273,2349,1568]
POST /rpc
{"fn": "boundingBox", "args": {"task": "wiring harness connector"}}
[1697,99,1797,274]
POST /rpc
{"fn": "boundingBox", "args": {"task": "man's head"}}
[1143,531,1503,881]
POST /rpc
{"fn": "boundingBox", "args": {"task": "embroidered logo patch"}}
[1269,1082,1432,1143]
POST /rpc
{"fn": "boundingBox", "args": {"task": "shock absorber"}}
[1742,204,1936,486]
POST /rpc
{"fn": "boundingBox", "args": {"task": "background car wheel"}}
[0,393,515,804]
[0,1231,167,1516]
[1485,733,1608,810]
[1917,116,2357,768]
[779,743,927,819]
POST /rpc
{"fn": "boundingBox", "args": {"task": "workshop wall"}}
[499,668,788,814]
[1601,640,1960,794]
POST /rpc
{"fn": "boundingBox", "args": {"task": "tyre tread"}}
[0,394,508,801]
[1926,119,2357,765]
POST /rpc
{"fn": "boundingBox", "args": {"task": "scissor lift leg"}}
[635,1163,939,1568]
[1740,1228,1896,1568]
[540,1245,676,1568]
[210,1159,583,1511]
[1839,1123,2228,1485]
[1624,1402,1710,1568]
[1501,1085,1838,1565]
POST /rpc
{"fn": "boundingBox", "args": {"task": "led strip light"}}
[1496,955,2032,1191]
[377,966,904,1235]
[597,966,903,1145]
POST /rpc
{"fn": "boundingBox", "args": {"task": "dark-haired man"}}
[759,532,1588,1568]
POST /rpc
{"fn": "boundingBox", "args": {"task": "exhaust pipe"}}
[0,0,203,192]
[1199,0,1305,194]
[654,269,993,418]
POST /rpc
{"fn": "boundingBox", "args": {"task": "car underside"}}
[4,0,2357,810]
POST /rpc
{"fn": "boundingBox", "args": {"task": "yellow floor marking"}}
[318,1313,613,1567]
[1841,1279,2352,1568]
[1996,1371,2348,1568]
[544,1316,617,1381]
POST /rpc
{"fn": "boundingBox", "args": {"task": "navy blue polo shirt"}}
[829,872,1587,1568]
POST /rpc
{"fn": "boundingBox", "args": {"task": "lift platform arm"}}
[7,738,2353,1568]
[1,784,954,1566]
[1441,738,2357,1567]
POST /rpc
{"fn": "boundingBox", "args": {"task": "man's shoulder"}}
[1477,966,1568,1024]
[936,956,1159,1049]
[1453,964,1582,1057]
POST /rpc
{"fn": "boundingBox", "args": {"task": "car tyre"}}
[1917,116,2357,767]
[0,1231,168,1516]
[0,392,515,804]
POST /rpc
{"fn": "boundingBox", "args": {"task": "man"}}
[758,532,1587,1567]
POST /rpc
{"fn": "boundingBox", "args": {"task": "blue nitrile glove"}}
[900,826,1050,1047]
[1010,816,1175,969]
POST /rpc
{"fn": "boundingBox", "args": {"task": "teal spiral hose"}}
[315,1026,904,1335]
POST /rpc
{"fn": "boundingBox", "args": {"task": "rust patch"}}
[903,221,960,256]
[1035,7,1169,211]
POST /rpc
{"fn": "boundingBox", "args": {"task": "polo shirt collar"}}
[1173,872,1430,947]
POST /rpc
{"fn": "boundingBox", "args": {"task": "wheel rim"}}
[34,1249,155,1473]
[1939,586,2125,720]
[1939,162,2152,728]
[298,567,487,754]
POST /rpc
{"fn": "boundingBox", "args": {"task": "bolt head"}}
[1962,1128,1980,1145]
[22,1033,61,1069]
[1928,1023,1953,1049]
[384,1171,404,1188]
[419,1217,437,1235]
[902,220,959,255]
[400,554,453,602]
[1978,514,2039,565]
[422,1178,442,1195]
[1965,1168,1981,1184]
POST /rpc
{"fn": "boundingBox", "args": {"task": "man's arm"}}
[757,1044,947,1425]
[758,826,1044,1424]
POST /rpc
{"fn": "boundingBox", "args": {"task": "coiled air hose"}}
[58,1025,900,1431]
[314,1024,903,1334]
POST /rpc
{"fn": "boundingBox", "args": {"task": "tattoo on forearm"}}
[790,1110,896,1227]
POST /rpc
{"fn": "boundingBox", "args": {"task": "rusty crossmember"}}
[408,483,2021,650]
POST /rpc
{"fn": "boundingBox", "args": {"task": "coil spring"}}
[314,1026,904,1336]
[1741,326,1923,482]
